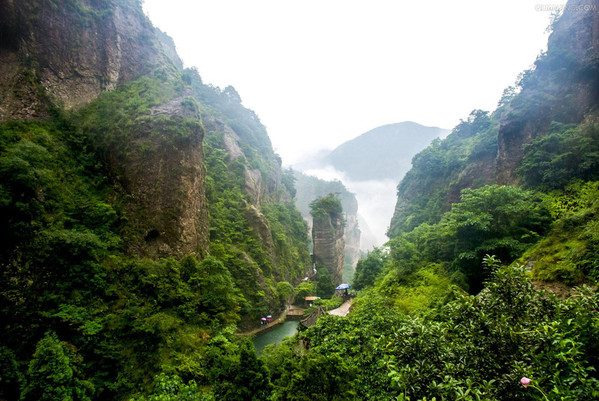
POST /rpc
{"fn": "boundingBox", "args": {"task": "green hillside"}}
[0,0,310,399]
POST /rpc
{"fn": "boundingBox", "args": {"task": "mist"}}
[303,165,398,250]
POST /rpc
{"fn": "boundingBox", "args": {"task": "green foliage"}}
[130,373,213,401]
[195,257,244,327]
[264,265,599,400]
[281,167,297,198]
[74,76,193,157]
[385,185,551,293]
[304,297,344,315]
[388,110,498,237]
[294,282,315,305]
[0,346,23,400]
[310,193,343,221]
[517,122,599,190]
[262,203,312,281]
[221,341,272,400]
[204,131,309,323]
[440,185,551,290]
[377,263,453,314]
[315,267,336,299]
[521,181,599,283]
[271,352,357,401]
[276,281,294,306]
[352,247,386,290]
[21,332,94,401]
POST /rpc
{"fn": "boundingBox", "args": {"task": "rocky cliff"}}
[0,0,181,120]
[0,1,311,397]
[293,171,360,280]
[311,194,345,285]
[390,1,599,237]
[0,0,309,321]
[496,0,599,184]
[0,0,209,259]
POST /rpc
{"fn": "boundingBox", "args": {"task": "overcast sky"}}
[143,0,562,165]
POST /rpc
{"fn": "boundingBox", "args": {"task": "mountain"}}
[294,122,448,249]
[388,0,599,287]
[0,0,310,398]
[325,121,449,182]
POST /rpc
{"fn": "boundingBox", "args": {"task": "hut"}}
[304,296,318,308]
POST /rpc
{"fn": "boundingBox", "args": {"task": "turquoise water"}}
[252,320,299,354]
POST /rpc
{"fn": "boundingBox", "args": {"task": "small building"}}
[304,296,318,308]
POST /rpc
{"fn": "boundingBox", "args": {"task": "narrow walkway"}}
[328,298,353,317]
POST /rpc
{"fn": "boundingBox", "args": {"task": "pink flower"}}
[521,377,531,388]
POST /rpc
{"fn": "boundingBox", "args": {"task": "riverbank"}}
[238,305,305,336]
[252,320,300,355]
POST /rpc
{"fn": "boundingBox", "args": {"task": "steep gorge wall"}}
[496,0,599,183]
[0,0,209,259]
[0,0,181,120]
[390,0,599,238]
[312,212,345,286]
[114,93,209,259]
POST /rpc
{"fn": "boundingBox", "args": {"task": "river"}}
[252,320,299,355]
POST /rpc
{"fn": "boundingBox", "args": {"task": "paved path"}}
[328,298,353,317]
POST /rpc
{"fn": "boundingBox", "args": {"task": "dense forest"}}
[0,0,598,400]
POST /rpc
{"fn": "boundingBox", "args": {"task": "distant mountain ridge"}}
[325,121,449,181]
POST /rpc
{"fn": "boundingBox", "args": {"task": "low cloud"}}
[303,165,397,250]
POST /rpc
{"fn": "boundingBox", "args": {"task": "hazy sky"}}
[143,0,562,165]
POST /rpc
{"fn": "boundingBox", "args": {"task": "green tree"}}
[310,193,343,221]
[274,353,357,401]
[227,341,272,400]
[352,248,386,290]
[0,346,22,400]
[441,185,551,290]
[276,281,294,307]
[294,281,315,305]
[130,373,213,401]
[517,123,599,190]
[193,257,244,327]
[21,332,93,401]
[315,267,336,299]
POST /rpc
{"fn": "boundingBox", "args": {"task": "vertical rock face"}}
[0,0,209,259]
[293,171,361,276]
[496,0,599,184]
[312,209,345,286]
[117,94,209,259]
[202,115,287,207]
[0,0,181,121]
